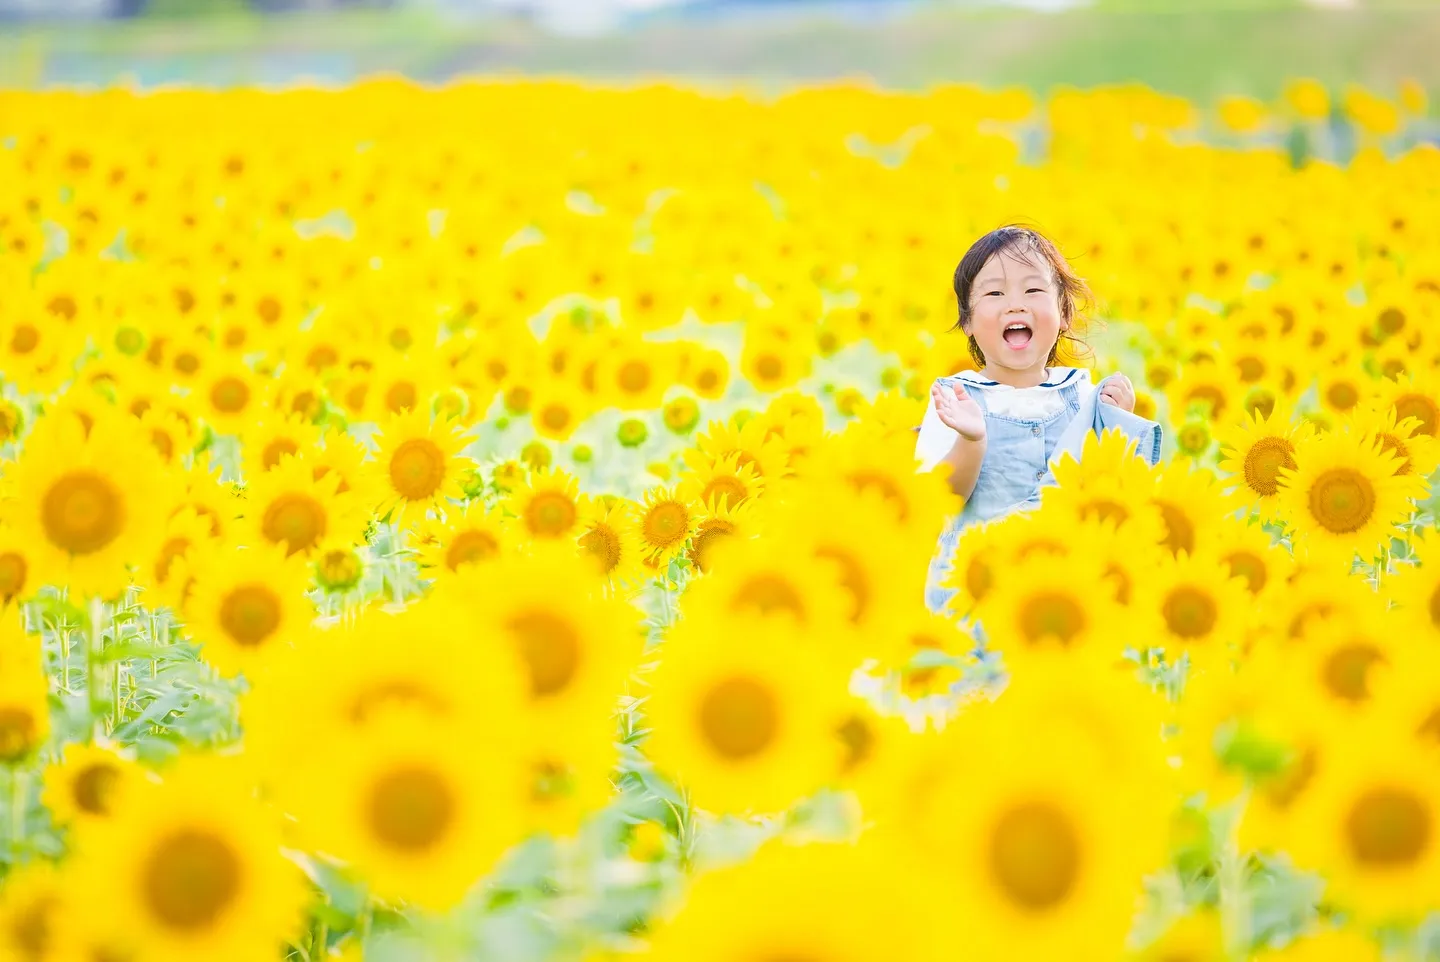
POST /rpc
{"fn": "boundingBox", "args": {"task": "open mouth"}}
[1002,322,1033,349]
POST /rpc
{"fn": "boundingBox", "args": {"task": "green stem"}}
[88,595,106,740]
[9,767,26,856]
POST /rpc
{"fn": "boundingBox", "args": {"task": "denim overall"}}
[922,374,1083,615]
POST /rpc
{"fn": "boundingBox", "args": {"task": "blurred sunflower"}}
[370,408,473,527]
[643,615,851,814]
[41,741,144,826]
[1276,431,1419,562]
[70,755,308,962]
[182,542,314,678]
[505,466,584,542]
[1216,402,1314,512]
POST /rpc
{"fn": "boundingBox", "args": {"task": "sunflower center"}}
[524,491,578,537]
[643,502,690,550]
[754,354,783,382]
[1326,381,1359,411]
[1394,393,1437,437]
[1345,787,1431,867]
[1307,467,1376,534]
[389,438,446,501]
[0,707,38,762]
[1156,502,1195,556]
[696,368,720,392]
[700,476,748,508]
[261,493,326,556]
[151,428,175,461]
[0,551,28,600]
[11,894,56,959]
[1223,550,1267,594]
[154,536,191,586]
[579,524,622,574]
[367,765,455,853]
[698,676,779,760]
[41,471,124,556]
[217,585,283,647]
[687,520,734,574]
[1429,583,1440,630]
[348,680,446,725]
[261,439,299,471]
[732,574,805,620]
[966,557,994,602]
[210,376,251,415]
[73,762,121,815]
[1162,586,1218,640]
[385,382,418,414]
[507,611,580,697]
[540,404,571,432]
[141,830,242,931]
[836,713,875,772]
[10,324,40,354]
[1242,437,1295,497]
[446,530,499,571]
[617,360,651,394]
[1017,591,1086,646]
[1322,643,1383,703]
[988,801,1081,912]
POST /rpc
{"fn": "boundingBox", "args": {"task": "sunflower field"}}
[0,76,1438,962]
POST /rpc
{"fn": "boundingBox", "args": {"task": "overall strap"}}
[956,379,989,414]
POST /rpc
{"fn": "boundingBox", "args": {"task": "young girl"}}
[916,225,1162,614]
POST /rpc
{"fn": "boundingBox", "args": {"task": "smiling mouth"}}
[1002,322,1033,349]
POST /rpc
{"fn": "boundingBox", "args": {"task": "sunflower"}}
[291,712,528,911]
[1285,615,1408,722]
[682,346,731,400]
[1146,461,1244,559]
[243,455,365,558]
[69,754,307,962]
[527,387,589,443]
[1041,471,1166,548]
[245,599,527,790]
[9,408,173,599]
[1276,430,1419,562]
[310,427,374,503]
[138,406,199,468]
[0,525,38,608]
[0,615,48,764]
[1048,425,1157,493]
[41,741,144,826]
[181,542,315,678]
[807,429,958,537]
[1216,402,1314,512]
[1132,551,1249,672]
[643,615,851,814]
[1287,722,1440,922]
[239,411,322,481]
[1374,368,1440,438]
[414,501,516,577]
[971,552,1129,669]
[311,535,366,594]
[440,544,642,738]
[171,464,244,543]
[1349,401,1440,480]
[1209,515,1292,603]
[574,495,647,586]
[676,451,765,510]
[504,466,584,542]
[642,839,949,962]
[369,408,473,527]
[914,722,1171,961]
[193,355,266,436]
[691,415,791,484]
[685,496,762,575]
[681,533,846,630]
[770,485,914,635]
[631,485,697,566]
[1129,910,1225,962]
[0,861,71,962]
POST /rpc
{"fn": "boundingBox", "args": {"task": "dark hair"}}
[950,225,1094,368]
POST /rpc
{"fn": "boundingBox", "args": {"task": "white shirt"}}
[914,367,1092,472]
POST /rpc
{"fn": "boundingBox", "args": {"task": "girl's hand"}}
[933,382,986,442]
[1099,374,1136,412]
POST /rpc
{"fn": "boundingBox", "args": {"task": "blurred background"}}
[0,0,1436,98]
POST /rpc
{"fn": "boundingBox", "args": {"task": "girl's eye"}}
[985,290,1003,296]
[1027,288,1045,294]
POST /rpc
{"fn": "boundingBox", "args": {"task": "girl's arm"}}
[916,381,987,500]
[937,433,987,499]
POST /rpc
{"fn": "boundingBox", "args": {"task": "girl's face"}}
[965,249,1066,382]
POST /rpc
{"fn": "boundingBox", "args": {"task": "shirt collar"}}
[953,367,1090,389]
